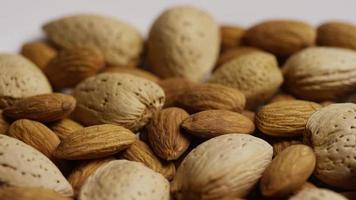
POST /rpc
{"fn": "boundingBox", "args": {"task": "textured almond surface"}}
[317,21,356,50]
[220,25,245,51]
[289,188,347,200]
[256,100,321,137]
[216,46,261,68]
[272,139,302,157]
[0,187,71,200]
[104,66,160,82]
[260,145,316,198]
[0,135,73,196]
[210,51,283,108]
[146,107,190,160]
[8,119,60,158]
[44,48,105,89]
[182,109,255,138]
[54,124,136,160]
[73,73,165,131]
[4,93,76,123]
[79,160,170,200]
[171,134,273,199]
[283,47,356,101]
[0,54,52,98]
[49,118,84,140]
[177,83,246,113]
[43,14,143,66]
[21,41,57,70]
[147,6,220,81]
[243,20,316,57]
[305,103,356,189]
[158,77,196,107]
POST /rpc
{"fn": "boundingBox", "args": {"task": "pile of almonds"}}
[1,5,356,200]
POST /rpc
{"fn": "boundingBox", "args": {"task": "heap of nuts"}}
[1,5,356,200]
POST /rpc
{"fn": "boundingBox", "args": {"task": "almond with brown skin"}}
[49,118,83,140]
[8,119,60,158]
[146,107,190,160]
[54,124,136,160]
[158,77,196,107]
[177,83,246,113]
[103,66,160,82]
[181,110,255,138]
[272,139,302,157]
[241,110,255,122]
[0,95,20,109]
[0,110,9,134]
[317,21,356,50]
[216,46,261,69]
[21,41,57,70]
[3,93,76,123]
[0,187,72,200]
[220,25,245,51]
[269,93,296,103]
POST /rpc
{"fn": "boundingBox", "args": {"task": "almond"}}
[260,145,316,198]
[43,14,143,66]
[73,73,165,131]
[290,188,347,200]
[272,139,302,157]
[8,119,60,158]
[177,83,246,113]
[146,107,190,160]
[220,25,245,51]
[181,109,255,138]
[44,48,105,89]
[0,187,71,200]
[21,41,57,70]
[241,110,255,122]
[103,66,160,82]
[268,93,296,103]
[4,93,76,123]
[317,21,356,50]
[79,160,170,200]
[158,77,196,107]
[215,46,261,69]
[0,95,20,109]
[49,118,83,140]
[0,110,9,134]
[171,134,273,199]
[256,100,321,137]
[243,20,316,57]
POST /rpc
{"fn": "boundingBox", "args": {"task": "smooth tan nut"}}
[158,77,196,107]
[272,139,302,157]
[103,66,160,82]
[8,119,60,158]
[44,48,105,89]
[0,135,73,196]
[54,124,136,160]
[147,6,220,81]
[243,20,316,57]
[0,187,72,200]
[283,47,356,101]
[49,118,83,140]
[21,41,57,70]
[210,51,283,109]
[0,54,52,98]
[289,188,348,200]
[3,93,76,123]
[79,160,170,200]
[43,14,143,66]
[305,103,356,189]
[256,100,321,137]
[73,73,165,131]
[215,46,261,69]
[220,25,245,51]
[181,109,255,138]
[146,107,190,160]
[171,134,273,199]
[177,83,246,113]
[317,21,356,50]
[260,145,316,198]
[268,93,296,103]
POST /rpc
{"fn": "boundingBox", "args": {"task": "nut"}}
[317,21,356,50]
[21,41,57,70]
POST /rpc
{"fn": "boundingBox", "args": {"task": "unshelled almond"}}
[0,187,71,200]
[104,66,160,82]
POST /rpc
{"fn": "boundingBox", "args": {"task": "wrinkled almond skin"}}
[158,77,196,107]
[103,66,160,82]
[0,187,72,200]
[220,25,245,51]
[146,107,190,160]
[54,124,136,160]
[260,145,316,198]
[21,41,57,70]
[3,93,76,123]
[256,100,321,137]
[290,188,348,200]
[177,83,246,113]
[0,95,20,109]
[243,20,316,57]
[8,119,60,158]
[181,109,255,138]
[49,118,83,140]
[272,139,302,157]
[317,21,356,50]
[44,48,105,89]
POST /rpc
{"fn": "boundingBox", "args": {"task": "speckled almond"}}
[289,188,347,200]
[317,21,356,50]
[0,187,72,200]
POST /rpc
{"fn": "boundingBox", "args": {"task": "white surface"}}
[1,0,356,52]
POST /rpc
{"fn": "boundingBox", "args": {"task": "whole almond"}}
[4,93,76,123]
[209,51,283,109]
[260,145,316,198]
[0,110,9,134]
[0,54,52,98]
[216,46,261,69]
[283,47,356,101]
[0,95,20,109]
[272,139,302,157]
[146,107,190,160]
[181,109,255,138]
[158,77,196,107]
[0,135,73,196]
[147,6,219,81]
[49,118,83,140]
[8,119,60,158]
[43,14,143,66]
[21,41,57,70]
[243,20,316,57]
[177,83,246,113]
[256,100,321,137]
[73,73,165,131]
[241,110,256,122]
[0,187,71,200]
[54,124,136,160]
[44,48,105,89]
[290,188,347,200]
[103,66,160,82]
[317,21,356,50]
[171,134,273,199]
[220,25,245,51]
[269,93,296,103]
[121,140,176,180]
[79,160,170,200]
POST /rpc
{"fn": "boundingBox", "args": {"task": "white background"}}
[1,0,356,52]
